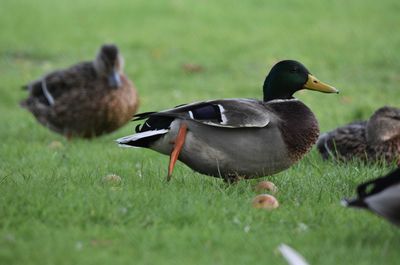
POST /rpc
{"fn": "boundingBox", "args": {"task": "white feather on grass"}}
[278,244,310,265]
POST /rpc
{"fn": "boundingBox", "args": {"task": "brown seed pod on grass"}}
[252,194,279,210]
[254,181,278,193]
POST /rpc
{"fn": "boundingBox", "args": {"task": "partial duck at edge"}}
[343,167,400,226]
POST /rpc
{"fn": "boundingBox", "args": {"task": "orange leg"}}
[167,123,188,181]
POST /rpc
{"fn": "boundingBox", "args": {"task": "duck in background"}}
[317,106,400,165]
[118,60,339,182]
[21,44,139,139]
[343,167,400,227]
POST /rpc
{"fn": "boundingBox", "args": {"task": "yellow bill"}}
[303,74,339,93]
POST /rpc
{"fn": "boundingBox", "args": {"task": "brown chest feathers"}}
[368,135,400,165]
[269,100,319,162]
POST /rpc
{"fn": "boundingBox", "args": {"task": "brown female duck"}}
[21,44,139,138]
[317,106,400,165]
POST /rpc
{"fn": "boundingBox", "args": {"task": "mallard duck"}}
[117,60,338,181]
[317,106,400,164]
[343,167,400,226]
[20,44,139,139]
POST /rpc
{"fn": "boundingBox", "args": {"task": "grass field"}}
[1,0,400,264]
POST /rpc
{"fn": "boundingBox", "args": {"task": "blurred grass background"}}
[0,0,399,264]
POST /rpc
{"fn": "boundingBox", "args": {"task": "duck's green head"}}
[263,60,338,101]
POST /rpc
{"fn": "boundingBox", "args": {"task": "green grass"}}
[1,0,400,264]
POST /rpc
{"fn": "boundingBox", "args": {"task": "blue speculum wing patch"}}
[190,104,222,122]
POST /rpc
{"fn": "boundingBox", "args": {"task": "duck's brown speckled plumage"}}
[369,135,400,164]
[21,44,139,138]
[317,106,400,164]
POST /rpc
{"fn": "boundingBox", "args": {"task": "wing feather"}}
[24,62,95,105]
[135,99,271,128]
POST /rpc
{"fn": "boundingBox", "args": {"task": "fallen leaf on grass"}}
[182,63,204,73]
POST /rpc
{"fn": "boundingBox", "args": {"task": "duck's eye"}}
[290,68,298,73]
